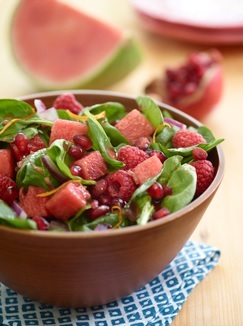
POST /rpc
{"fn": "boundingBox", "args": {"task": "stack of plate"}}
[131,0,243,44]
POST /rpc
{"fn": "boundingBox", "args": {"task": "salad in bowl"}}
[0,93,223,232]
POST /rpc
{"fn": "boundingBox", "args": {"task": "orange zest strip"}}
[0,110,36,135]
[111,206,123,229]
[36,180,82,197]
[67,110,106,121]
[152,122,171,143]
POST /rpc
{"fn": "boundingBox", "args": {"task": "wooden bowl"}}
[0,90,224,308]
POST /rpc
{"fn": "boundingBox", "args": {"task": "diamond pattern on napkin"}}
[0,241,220,326]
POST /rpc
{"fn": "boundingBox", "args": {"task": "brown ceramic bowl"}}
[0,90,224,308]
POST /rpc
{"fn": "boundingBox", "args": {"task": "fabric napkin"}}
[0,241,220,326]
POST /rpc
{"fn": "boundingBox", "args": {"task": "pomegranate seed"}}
[147,149,167,163]
[70,165,82,177]
[14,133,28,153]
[90,199,99,210]
[98,194,112,206]
[90,205,110,219]
[91,179,108,198]
[134,137,150,150]
[68,144,84,159]
[152,207,170,220]
[111,197,125,208]
[73,134,92,150]
[32,216,49,230]
[192,147,208,160]
[147,182,164,200]
[162,185,173,197]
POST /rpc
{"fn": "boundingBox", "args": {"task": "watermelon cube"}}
[115,109,155,145]
[132,155,163,185]
[45,182,91,221]
[49,119,88,144]
[74,151,108,180]
[0,149,15,178]
[19,186,50,218]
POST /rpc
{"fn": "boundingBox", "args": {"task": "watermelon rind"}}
[27,36,142,91]
[9,0,143,91]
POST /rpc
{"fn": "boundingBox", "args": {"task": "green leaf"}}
[136,194,155,225]
[157,155,183,185]
[83,102,126,124]
[16,148,60,190]
[0,99,34,121]
[101,121,129,146]
[46,139,95,185]
[162,164,197,213]
[0,200,37,230]
[136,96,163,128]
[84,110,124,171]
[0,114,53,143]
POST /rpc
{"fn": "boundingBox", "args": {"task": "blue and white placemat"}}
[0,241,220,326]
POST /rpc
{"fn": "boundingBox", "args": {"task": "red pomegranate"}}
[145,49,223,120]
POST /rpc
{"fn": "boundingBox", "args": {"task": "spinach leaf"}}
[136,96,163,128]
[16,148,60,190]
[157,155,183,184]
[0,99,34,121]
[101,120,129,146]
[135,194,155,225]
[83,102,126,124]
[46,139,95,185]
[84,110,124,171]
[0,200,37,230]
[0,114,53,143]
[71,213,120,232]
[162,164,197,213]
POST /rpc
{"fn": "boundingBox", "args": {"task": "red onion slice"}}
[11,201,27,219]
[42,155,68,183]
[164,117,186,129]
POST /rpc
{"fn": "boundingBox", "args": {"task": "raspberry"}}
[190,159,214,196]
[172,129,206,148]
[53,93,83,114]
[105,170,137,202]
[118,145,149,170]
[0,175,19,205]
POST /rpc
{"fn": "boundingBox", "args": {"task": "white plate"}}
[131,0,243,44]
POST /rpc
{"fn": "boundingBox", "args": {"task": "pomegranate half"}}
[145,49,223,120]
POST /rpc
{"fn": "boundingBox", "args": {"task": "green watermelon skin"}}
[49,119,88,144]
[10,0,142,90]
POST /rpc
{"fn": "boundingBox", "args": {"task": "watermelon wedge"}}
[10,0,142,90]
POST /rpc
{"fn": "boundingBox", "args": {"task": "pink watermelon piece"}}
[45,182,91,221]
[0,149,15,178]
[115,109,155,145]
[49,119,88,144]
[19,186,50,218]
[10,0,141,90]
[132,155,163,185]
[74,151,108,180]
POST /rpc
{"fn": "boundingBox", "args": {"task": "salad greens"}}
[0,95,224,232]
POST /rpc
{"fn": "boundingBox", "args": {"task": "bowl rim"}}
[0,89,225,238]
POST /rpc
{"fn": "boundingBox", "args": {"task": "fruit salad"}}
[0,94,224,231]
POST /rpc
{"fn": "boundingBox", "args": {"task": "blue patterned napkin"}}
[0,241,220,326]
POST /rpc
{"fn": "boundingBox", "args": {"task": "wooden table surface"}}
[1,1,243,325]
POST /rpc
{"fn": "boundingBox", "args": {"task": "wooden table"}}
[1,1,243,325]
